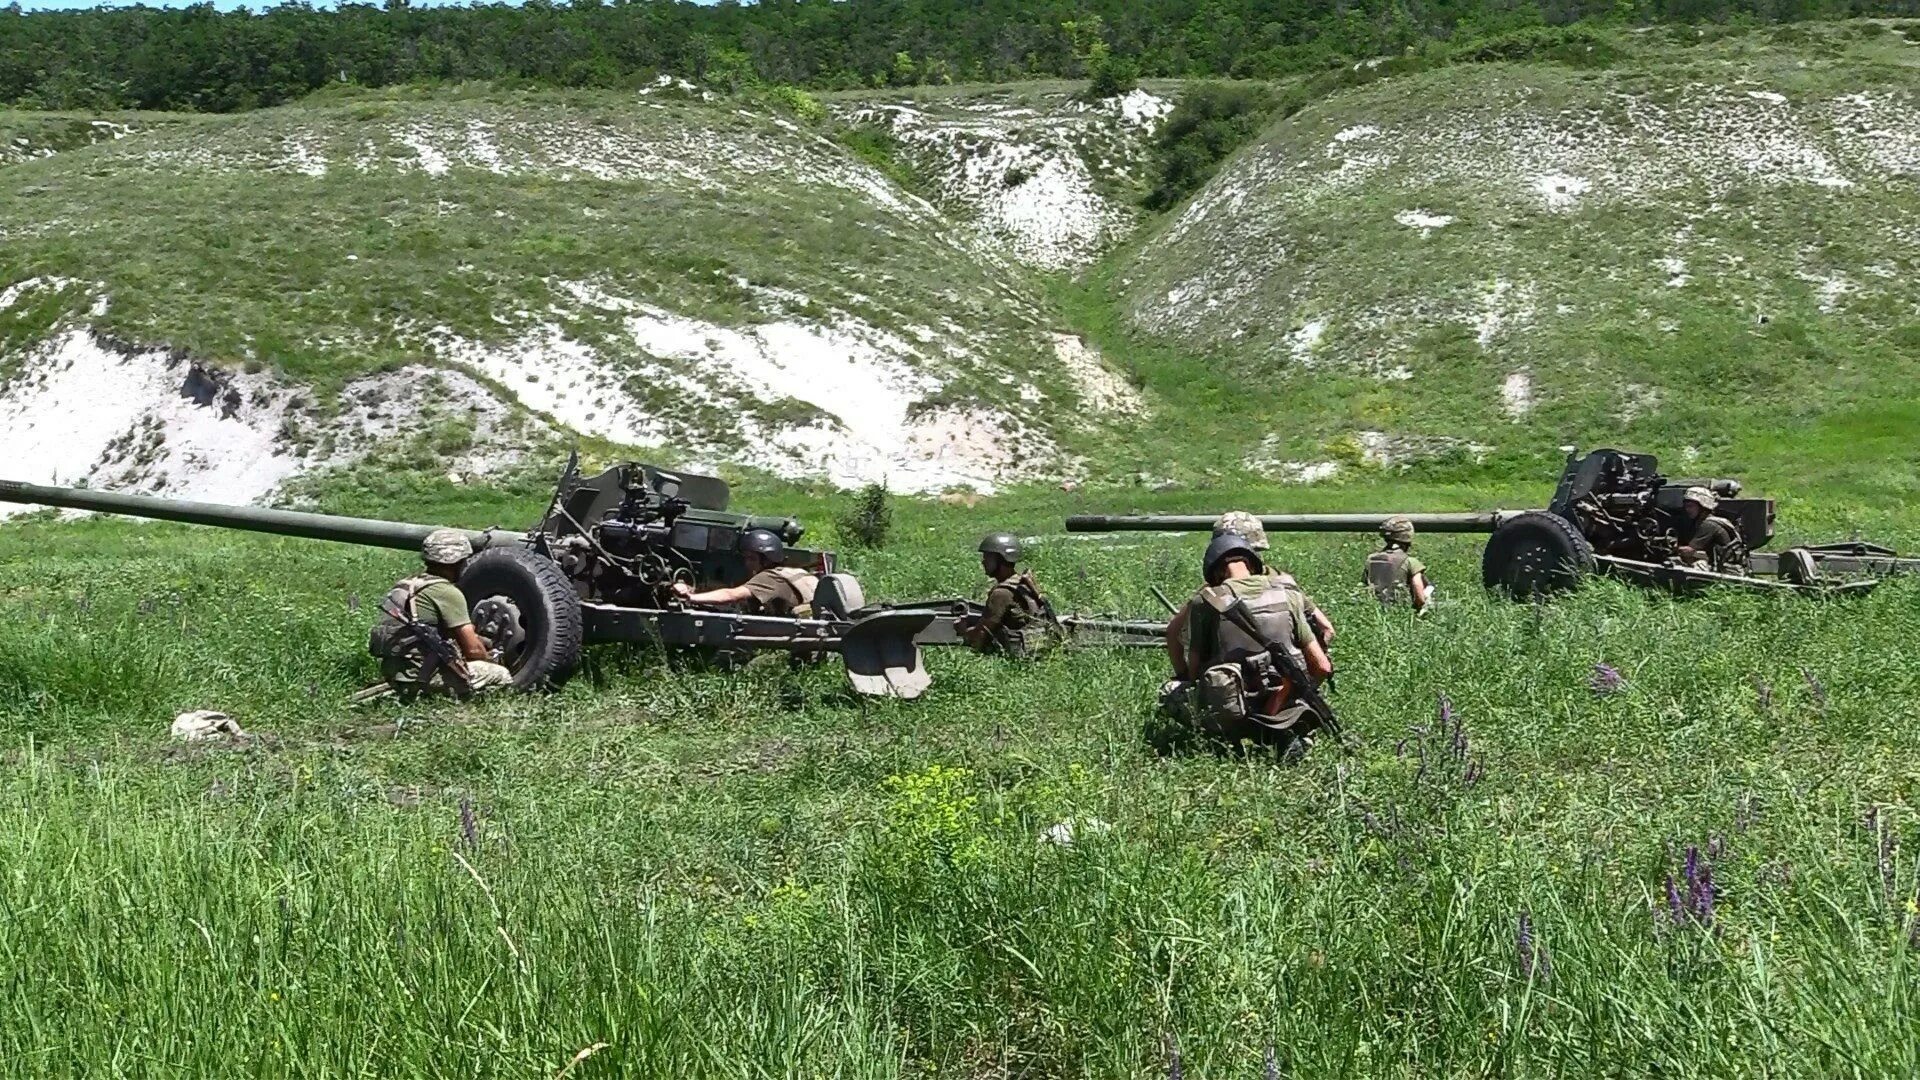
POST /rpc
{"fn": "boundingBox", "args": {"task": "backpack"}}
[1186,576,1330,746]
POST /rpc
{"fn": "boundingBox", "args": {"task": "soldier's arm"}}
[1164,604,1192,679]
[1409,572,1432,611]
[451,624,492,662]
[1295,610,1333,682]
[676,582,755,606]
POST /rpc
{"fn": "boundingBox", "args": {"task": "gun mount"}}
[1065,448,1920,598]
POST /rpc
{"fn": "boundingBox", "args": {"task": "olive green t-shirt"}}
[411,579,472,630]
[1681,517,1737,566]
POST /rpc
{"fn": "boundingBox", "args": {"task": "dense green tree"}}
[0,0,1909,112]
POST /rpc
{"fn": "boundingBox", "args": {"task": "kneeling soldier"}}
[1213,509,1337,644]
[1364,515,1432,611]
[672,528,817,616]
[959,532,1058,657]
[369,529,515,698]
[1161,534,1336,746]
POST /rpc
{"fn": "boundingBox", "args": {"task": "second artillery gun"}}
[1066,448,1920,598]
[1,455,1162,699]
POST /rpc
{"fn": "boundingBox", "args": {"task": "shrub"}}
[1144,81,1277,211]
[835,482,893,549]
[1085,50,1139,99]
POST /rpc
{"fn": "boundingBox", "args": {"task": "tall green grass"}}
[3,482,1919,1075]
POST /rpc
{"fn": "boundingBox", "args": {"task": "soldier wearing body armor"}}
[1212,510,1337,645]
[672,528,817,616]
[1364,516,1432,611]
[368,529,515,698]
[958,532,1058,657]
[1160,534,1335,745]
[1676,487,1741,570]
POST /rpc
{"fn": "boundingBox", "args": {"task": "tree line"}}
[1,0,1914,112]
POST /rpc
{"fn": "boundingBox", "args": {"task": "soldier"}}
[672,528,817,616]
[1161,533,1335,745]
[1212,510,1337,644]
[1364,516,1433,611]
[367,529,515,697]
[1676,487,1740,570]
[958,532,1057,657]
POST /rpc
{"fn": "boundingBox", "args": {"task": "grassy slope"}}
[1099,23,1920,504]
[8,26,1920,1077]
[0,85,1101,464]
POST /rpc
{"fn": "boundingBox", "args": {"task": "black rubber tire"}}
[1482,511,1596,599]
[459,547,584,690]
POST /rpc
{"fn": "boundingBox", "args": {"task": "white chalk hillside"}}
[0,88,1158,505]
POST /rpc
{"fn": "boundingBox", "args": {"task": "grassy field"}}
[4,471,1920,1076]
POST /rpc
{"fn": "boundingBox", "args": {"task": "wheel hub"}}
[472,595,529,671]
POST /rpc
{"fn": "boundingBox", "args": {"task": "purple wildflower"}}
[1265,1046,1280,1080]
[1463,758,1485,786]
[1590,662,1626,696]
[1665,873,1684,925]
[458,796,478,851]
[1695,865,1716,926]
[1166,1041,1182,1080]
[1438,693,1455,735]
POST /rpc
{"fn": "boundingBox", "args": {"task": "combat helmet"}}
[422,528,475,566]
[1379,515,1416,546]
[1683,486,1719,512]
[1203,532,1264,585]
[740,528,786,563]
[1211,510,1270,551]
[978,532,1022,564]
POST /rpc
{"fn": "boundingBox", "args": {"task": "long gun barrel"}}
[0,479,522,552]
[1064,512,1514,534]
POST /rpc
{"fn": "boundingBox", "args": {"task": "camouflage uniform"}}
[963,572,1049,656]
[369,530,512,696]
[1678,487,1741,570]
[1364,517,1427,605]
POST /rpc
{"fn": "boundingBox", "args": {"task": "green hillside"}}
[1104,22,1920,501]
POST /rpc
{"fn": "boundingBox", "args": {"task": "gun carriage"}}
[1066,448,1920,598]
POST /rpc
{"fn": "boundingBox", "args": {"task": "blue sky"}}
[14,0,723,9]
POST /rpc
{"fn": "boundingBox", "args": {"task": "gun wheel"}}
[459,547,584,690]
[1482,511,1596,599]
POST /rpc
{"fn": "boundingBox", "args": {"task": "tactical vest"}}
[1186,575,1317,743]
[1366,548,1411,603]
[765,567,818,617]
[368,575,444,675]
[986,572,1059,658]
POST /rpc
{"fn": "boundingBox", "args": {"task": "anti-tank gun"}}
[0,459,939,698]
[1066,447,1920,598]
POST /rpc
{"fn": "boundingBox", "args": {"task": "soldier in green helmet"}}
[958,532,1058,657]
[367,529,515,697]
[1363,516,1432,611]
[672,528,817,616]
